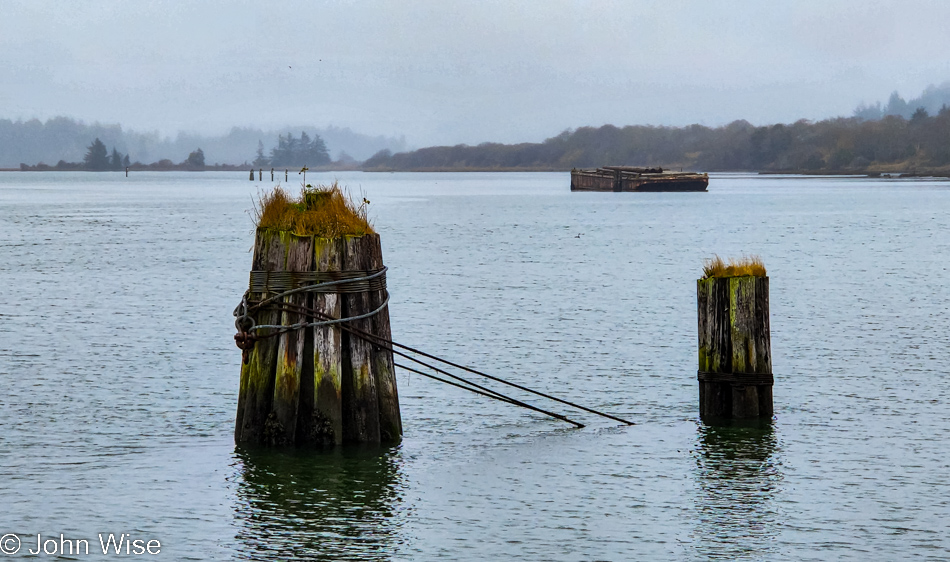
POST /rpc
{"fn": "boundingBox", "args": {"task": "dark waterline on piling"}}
[1,171,949,560]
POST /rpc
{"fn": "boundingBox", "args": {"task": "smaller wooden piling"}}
[249,169,255,181]
[271,168,275,181]
[697,269,772,421]
[259,169,263,181]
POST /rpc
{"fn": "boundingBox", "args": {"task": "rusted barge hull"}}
[571,166,708,192]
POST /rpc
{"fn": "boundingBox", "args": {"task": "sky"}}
[3,0,950,147]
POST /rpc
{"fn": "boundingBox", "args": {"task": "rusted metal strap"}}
[697,370,774,386]
[249,268,386,294]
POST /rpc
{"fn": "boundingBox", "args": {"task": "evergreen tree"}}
[268,131,331,166]
[285,134,299,163]
[854,102,883,121]
[110,148,123,170]
[252,140,269,166]
[185,148,205,169]
[307,133,331,165]
[885,91,910,118]
[123,154,131,167]
[83,138,110,171]
[270,134,291,166]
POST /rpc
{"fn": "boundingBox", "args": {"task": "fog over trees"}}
[359,83,950,173]
[363,109,950,174]
[0,117,407,168]
[854,83,950,120]
[264,132,331,167]
[7,83,950,174]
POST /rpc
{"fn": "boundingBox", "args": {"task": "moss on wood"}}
[254,182,374,238]
[702,255,766,279]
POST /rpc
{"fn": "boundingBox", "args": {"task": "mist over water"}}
[1,172,948,560]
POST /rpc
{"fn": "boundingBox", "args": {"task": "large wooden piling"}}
[234,186,401,447]
[235,231,402,446]
[697,274,772,420]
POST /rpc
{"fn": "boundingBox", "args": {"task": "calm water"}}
[1,171,948,560]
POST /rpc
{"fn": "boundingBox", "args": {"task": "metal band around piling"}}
[233,267,390,339]
[249,294,390,335]
[248,267,386,311]
[697,370,774,386]
[249,267,387,295]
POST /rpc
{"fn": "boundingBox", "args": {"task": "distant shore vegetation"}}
[15,132,351,172]
[17,138,235,171]
[0,116,405,169]
[362,106,950,175]
[252,132,331,167]
[9,83,950,175]
[361,83,950,175]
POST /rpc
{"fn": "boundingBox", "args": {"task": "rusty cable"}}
[394,362,585,428]
[247,298,631,427]
[241,299,585,427]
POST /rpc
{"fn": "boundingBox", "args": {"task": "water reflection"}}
[231,446,405,561]
[691,421,782,561]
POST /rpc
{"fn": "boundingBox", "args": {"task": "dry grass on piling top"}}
[254,182,374,238]
[702,255,767,279]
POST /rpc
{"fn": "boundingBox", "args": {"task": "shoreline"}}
[3,167,950,178]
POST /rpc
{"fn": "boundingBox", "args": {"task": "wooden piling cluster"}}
[248,169,290,182]
[697,274,773,420]
[234,227,401,446]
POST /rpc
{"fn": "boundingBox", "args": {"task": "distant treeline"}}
[363,108,950,174]
[0,116,408,168]
[18,138,245,171]
[251,132,331,167]
[854,83,950,121]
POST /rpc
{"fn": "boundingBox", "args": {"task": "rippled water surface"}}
[1,171,948,560]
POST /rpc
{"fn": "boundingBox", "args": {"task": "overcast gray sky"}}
[3,0,949,146]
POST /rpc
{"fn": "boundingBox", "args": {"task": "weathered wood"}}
[340,235,380,443]
[697,276,772,420]
[363,234,402,443]
[271,232,314,445]
[307,237,344,445]
[235,230,285,444]
[570,168,708,192]
[235,231,400,447]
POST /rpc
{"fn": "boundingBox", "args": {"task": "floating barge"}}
[570,166,708,192]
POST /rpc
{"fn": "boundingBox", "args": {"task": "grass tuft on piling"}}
[253,182,375,238]
[702,255,767,279]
